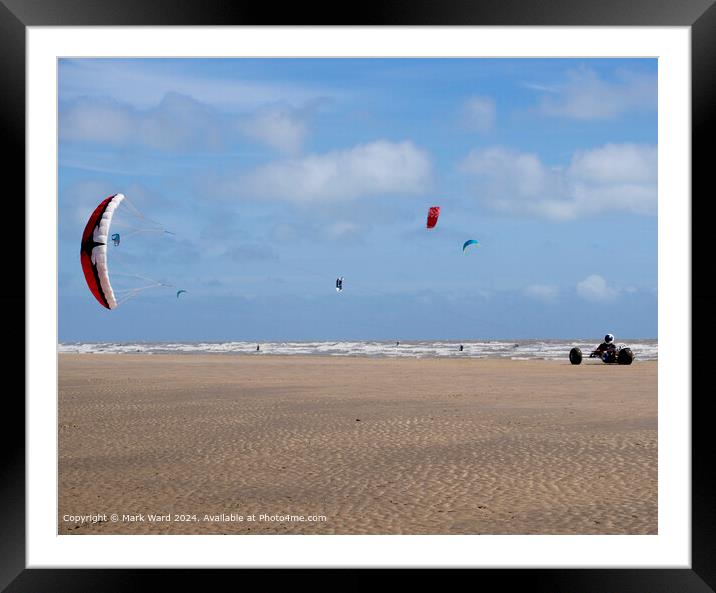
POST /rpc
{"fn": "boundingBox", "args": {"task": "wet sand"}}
[58,354,657,535]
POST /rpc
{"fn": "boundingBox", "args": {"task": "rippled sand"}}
[58,354,657,535]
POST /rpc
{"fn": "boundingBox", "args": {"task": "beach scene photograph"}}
[58,57,657,536]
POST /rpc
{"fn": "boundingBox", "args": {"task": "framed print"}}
[4,0,712,589]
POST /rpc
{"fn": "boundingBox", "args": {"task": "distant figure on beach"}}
[459,345,464,352]
[256,345,260,352]
[396,341,400,346]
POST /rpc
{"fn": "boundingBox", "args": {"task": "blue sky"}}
[59,58,657,341]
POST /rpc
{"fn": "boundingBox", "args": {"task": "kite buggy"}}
[569,334,634,365]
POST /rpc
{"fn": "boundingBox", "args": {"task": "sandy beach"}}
[58,354,657,535]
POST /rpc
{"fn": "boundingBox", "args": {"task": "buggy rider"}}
[593,334,617,361]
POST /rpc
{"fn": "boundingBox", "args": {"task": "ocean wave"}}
[58,340,658,361]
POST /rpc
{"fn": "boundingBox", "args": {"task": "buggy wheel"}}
[617,348,634,365]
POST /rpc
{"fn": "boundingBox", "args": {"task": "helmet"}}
[604,334,614,343]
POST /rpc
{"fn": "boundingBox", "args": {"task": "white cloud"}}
[461,96,496,132]
[534,67,656,120]
[237,105,309,155]
[243,140,432,202]
[459,143,656,220]
[61,93,226,151]
[141,93,225,151]
[576,274,618,302]
[524,284,559,302]
[570,143,657,185]
[61,93,315,155]
[60,98,138,145]
[324,222,361,240]
[60,59,338,111]
[223,244,278,262]
[522,82,559,94]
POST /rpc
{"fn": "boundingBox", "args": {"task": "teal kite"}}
[462,239,479,252]
[176,290,187,298]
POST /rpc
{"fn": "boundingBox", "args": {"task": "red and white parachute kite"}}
[80,193,172,309]
[80,193,126,309]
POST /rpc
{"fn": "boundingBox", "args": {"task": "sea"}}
[59,339,658,361]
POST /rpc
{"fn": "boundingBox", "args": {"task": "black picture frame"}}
[3,0,710,589]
